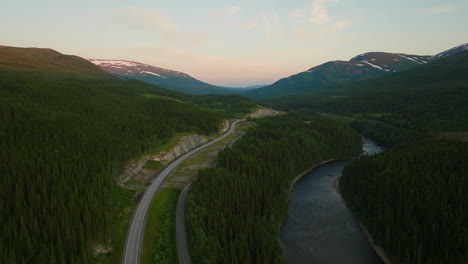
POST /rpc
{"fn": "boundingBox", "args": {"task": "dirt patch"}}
[249,108,278,118]
[132,169,159,185]
[92,242,112,257]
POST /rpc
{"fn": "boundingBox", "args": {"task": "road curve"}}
[122,119,246,264]
[176,183,192,264]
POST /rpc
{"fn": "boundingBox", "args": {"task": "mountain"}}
[433,42,468,59]
[245,42,468,100]
[0,46,112,79]
[279,50,468,145]
[89,59,241,95]
[244,52,432,99]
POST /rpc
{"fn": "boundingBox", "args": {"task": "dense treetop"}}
[340,140,468,264]
[186,114,362,263]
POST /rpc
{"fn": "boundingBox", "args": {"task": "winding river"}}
[280,138,384,264]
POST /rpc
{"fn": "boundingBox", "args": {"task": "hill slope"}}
[279,50,468,145]
[0,46,112,79]
[89,59,240,95]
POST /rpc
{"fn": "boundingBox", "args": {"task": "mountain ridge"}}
[433,43,468,58]
[0,45,113,79]
[89,59,247,95]
[244,42,467,100]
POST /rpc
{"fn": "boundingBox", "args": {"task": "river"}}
[280,138,384,264]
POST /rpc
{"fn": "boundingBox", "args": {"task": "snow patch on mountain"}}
[141,71,167,78]
[90,60,140,67]
[398,54,423,64]
[433,43,468,58]
[361,60,383,70]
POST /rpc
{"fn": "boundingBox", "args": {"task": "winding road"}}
[122,119,245,264]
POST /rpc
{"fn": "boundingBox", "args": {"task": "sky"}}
[1,0,468,87]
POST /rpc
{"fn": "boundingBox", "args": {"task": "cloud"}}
[309,0,339,24]
[110,7,206,46]
[292,20,350,39]
[245,19,259,30]
[216,5,241,16]
[261,12,283,40]
[420,4,458,14]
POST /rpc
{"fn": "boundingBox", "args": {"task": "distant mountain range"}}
[89,59,252,95]
[2,42,466,99]
[0,45,264,96]
[243,43,468,100]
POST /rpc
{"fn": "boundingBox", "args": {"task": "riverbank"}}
[185,115,363,263]
[333,177,393,264]
[279,138,386,264]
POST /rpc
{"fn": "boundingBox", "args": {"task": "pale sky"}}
[1,0,467,87]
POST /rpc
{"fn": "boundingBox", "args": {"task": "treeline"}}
[186,114,361,263]
[0,71,223,263]
[189,94,260,118]
[124,80,260,118]
[340,140,468,264]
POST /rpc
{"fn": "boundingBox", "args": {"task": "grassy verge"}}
[92,186,136,264]
[165,132,241,187]
[137,121,250,263]
[139,121,249,263]
[141,188,181,264]
[143,160,164,171]
[151,133,193,154]
[130,133,194,162]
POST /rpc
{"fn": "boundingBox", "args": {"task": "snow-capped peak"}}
[433,43,468,58]
[89,59,141,67]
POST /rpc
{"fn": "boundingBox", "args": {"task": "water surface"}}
[280,138,383,264]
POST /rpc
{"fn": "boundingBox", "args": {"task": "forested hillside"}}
[186,114,361,263]
[244,51,433,100]
[276,51,468,146]
[0,67,226,263]
[340,140,468,264]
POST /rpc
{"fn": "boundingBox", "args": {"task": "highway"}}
[176,183,192,264]
[122,119,245,264]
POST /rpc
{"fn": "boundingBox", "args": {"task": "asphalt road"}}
[122,119,245,264]
[176,183,192,264]
[175,127,247,264]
